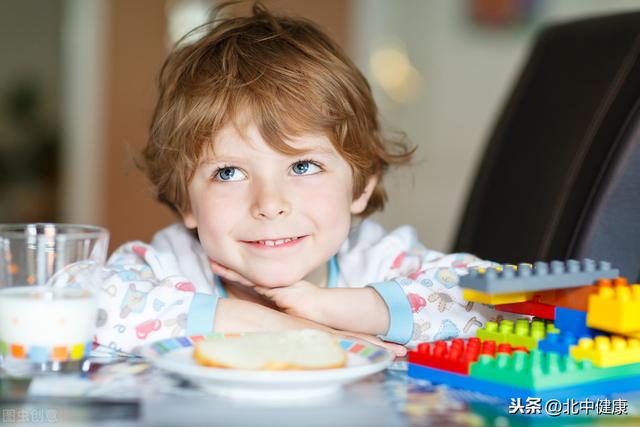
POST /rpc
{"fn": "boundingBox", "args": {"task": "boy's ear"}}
[350,174,379,215]
[182,210,198,229]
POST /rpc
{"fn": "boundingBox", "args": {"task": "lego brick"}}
[537,331,579,355]
[494,296,556,320]
[476,318,558,350]
[460,259,618,294]
[570,336,640,367]
[408,362,640,402]
[537,278,627,311]
[408,338,491,374]
[469,349,640,389]
[408,338,528,375]
[463,289,532,305]
[587,282,640,335]
[554,306,601,338]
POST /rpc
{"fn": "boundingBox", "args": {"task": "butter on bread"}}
[193,329,347,370]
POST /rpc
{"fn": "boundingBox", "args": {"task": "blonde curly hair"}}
[141,2,414,217]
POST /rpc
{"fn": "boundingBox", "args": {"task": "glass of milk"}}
[0,224,109,377]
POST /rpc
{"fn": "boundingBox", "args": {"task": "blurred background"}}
[1,0,640,253]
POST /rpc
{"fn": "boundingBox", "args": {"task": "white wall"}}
[354,0,640,251]
[60,0,108,224]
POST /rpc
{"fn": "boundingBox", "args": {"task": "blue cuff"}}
[186,293,219,336]
[367,281,414,344]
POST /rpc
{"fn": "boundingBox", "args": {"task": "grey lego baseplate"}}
[459,259,619,294]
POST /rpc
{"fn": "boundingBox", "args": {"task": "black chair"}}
[453,11,640,282]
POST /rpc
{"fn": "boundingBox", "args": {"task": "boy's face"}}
[183,123,376,287]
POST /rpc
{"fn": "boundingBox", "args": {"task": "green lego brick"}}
[476,318,558,350]
[470,349,640,390]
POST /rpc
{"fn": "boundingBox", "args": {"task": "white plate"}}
[139,334,394,400]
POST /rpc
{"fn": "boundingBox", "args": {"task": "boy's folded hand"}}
[208,259,255,288]
[209,259,406,357]
[252,280,324,321]
[209,258,324,321]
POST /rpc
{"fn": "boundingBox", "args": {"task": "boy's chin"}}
[248,270,306,288]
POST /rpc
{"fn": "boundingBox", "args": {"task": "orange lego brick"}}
[539,277,625,311]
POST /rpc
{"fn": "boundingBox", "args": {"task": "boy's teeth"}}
[257,237,298,246]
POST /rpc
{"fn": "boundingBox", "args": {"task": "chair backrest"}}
[453,11,640,281]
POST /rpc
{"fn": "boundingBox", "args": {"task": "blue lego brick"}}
[459,259,618,294]
[408,363,640,402]
[537,331,579,355]
[554,307,601,338]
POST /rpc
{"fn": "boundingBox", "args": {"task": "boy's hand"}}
[209,258,392,343]
[208,259,325,321]
[215,299,406,357]
[253,280,325,321]
[208,259,255,288]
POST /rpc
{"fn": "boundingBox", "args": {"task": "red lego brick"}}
[495,295,556,319]
[407,338,526,375]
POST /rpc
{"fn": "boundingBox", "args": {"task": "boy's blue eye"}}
[291,161,321,176]
[215,167,246,182]
[213,162,320,180]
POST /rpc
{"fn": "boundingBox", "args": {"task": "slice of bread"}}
[193,329,347,370]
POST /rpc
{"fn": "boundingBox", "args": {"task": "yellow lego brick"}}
[570,336,640,367]
[463,289,533,305]
[587,284,640,334]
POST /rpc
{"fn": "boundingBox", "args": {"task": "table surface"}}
[2,356,640,427]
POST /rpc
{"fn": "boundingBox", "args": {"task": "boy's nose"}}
[250,185,291,220]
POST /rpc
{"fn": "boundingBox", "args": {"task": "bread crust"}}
[192,339,347,370]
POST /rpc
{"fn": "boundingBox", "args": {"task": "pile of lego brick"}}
[408,259,640,400]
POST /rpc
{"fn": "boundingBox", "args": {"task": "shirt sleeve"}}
[95,242,218,353]
[370,250,517,347]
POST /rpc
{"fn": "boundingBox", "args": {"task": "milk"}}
[0,286,97,348]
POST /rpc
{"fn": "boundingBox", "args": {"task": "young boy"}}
[96,4,507,354]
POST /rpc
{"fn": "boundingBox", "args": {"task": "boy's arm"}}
[363,252,517,347]
[256,254,513,347]
[213,298,405,355]
[98,244,404,355]
[254,284,390,336]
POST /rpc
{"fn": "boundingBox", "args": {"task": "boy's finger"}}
[208,259,254,287]
[253,286,272,296]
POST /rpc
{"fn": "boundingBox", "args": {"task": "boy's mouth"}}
[242,235,307,248]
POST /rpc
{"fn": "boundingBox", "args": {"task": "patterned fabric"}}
[96,220,513,352]
[335,220,513,347]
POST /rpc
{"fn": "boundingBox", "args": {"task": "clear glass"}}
[0,223,109,377]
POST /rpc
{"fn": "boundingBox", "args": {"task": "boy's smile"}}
[183,122,376,288]
[241,235,307,250]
